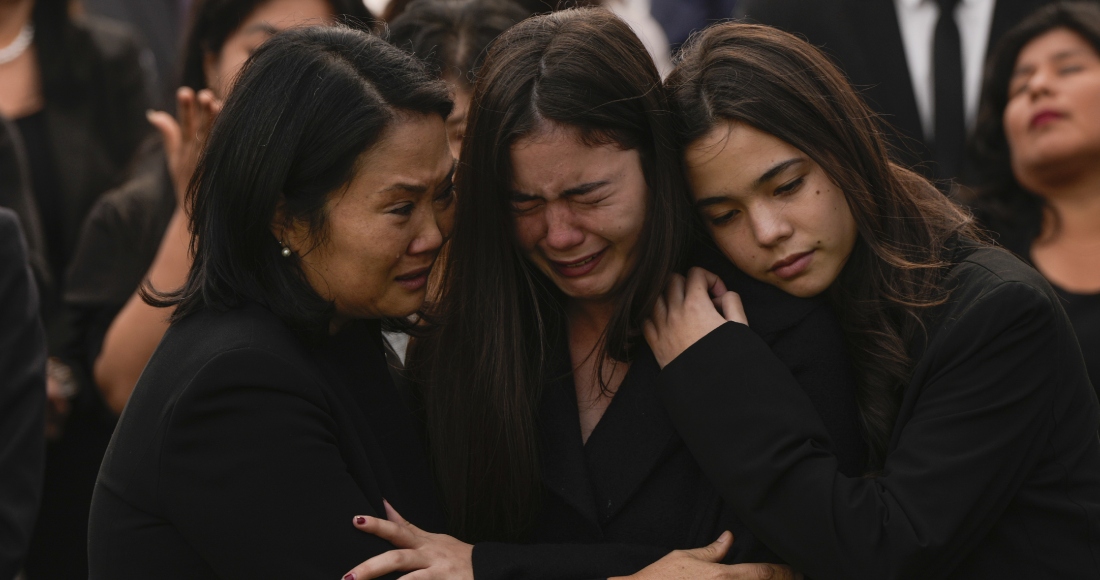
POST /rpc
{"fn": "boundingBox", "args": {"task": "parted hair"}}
[146,26,452,341]
[667,23,980,472]
[410,7,692,541]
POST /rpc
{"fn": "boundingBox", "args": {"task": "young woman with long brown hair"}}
[646,22,1100,579]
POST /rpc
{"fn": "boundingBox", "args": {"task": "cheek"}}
[513,215,544,253]
[711,226,763,271]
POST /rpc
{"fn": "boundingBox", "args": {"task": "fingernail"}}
[145,109,157,120]
[344,574,355,580]
[354,516,366,525]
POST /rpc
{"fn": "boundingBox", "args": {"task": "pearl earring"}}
[280,242,292,258]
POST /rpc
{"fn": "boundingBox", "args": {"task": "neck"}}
[0,0,34,46]
[1034,169,1100,244]
[566,297,616,338]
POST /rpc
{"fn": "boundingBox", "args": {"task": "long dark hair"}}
[387,0,531,88]
[145,26,451,342]
[411,7,691,541]
[667,23,979,472]
[969,2,1100,252]
[178,0,376,91]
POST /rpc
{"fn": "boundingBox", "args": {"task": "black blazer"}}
[473,255,868,579]
[658,241,1100,579]
[738,0,1054,180]
[88,303,446,579]
[0,208,46,579]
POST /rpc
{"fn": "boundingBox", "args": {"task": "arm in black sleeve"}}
[0,210,46,579]
[659,281,1077,579]
[473,541,670,580]
[159,349,402,579]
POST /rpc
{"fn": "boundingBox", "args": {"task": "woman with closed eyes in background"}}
[968,2,1100,394]
[646,22,1100,580]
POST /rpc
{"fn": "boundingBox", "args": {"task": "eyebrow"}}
[1014,48,1091,76]
[383,160,457,194]
[510,180,610,200]
[242,23,279,36]
[695,157,802,209]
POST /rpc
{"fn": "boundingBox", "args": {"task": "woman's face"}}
[1004,28,1100,190]
[444,79,471,158]
[510,125,648,306]
[285,114,455,325]
[204,0,335,98]
[685,121,858,298]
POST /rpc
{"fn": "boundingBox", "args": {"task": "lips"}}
[1030,109,1065,129]
[548,248,606,278]
[395,266,432,291]
[770,250,814,280]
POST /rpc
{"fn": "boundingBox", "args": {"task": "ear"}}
[271,197,301,253]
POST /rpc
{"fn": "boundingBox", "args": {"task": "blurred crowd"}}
[0,0,1098,578]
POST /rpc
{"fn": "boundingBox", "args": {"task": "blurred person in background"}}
[0,207,46,580]
[737,0,1063,184]
[388,0,530,158]
[968,1,1100,395]
[650,0,736,50]
[0,0,153,577]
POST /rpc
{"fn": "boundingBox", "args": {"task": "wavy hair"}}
[667,23,980,472]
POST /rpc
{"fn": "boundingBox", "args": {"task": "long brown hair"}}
[667,23,979,472]
[410,8,691,541]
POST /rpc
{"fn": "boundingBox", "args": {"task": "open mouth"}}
[549,248,606,278]
[395,267,432,291]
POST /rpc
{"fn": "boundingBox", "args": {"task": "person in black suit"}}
[0,208,46,580]
[646,22,1100,579]
[737,0,1061,183]
[87,26,459,578]
[343,9,854,580]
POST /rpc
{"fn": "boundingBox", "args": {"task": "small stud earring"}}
[280,242,292,258]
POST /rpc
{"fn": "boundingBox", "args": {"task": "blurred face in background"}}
[686,121,858,298]
[1004,27,1100,192]
[510,125,648,307]
[443,77,471,158]
[204,0,335,98]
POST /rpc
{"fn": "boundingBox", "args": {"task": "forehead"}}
[238,0,335,35]
[352,114,452,189]
[1016,27,1097,66]
[685,122,800,185]
[509,125,636,192]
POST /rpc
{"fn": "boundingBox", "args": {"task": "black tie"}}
[933,0,965,180]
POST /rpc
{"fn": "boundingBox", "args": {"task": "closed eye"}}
[774,176,804,196]
[709,209,740,226]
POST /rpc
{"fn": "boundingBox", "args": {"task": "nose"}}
[1027,66,1055,101]
[749,204,794,248]
[543,200,584,251]
[408,204,446,256]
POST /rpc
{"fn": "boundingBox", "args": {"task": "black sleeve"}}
[158,349,401,579]
[0,211,46,579]
[473,542,669,580]
[658,282,1077,579]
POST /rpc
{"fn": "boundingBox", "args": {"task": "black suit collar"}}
[538,341,677,533]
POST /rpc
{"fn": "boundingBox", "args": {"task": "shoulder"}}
[943,243,1057,318]
[0,206,20,241]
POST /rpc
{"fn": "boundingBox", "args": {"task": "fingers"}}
[194,89,220,143]
[353,515,420,549]
[176,87,196,145]
[146,110,182,156]
[642,318,658,347]
[719,291,747,325]
[383,499,409,524]
[342,549,422,580]
[681,530,733,564]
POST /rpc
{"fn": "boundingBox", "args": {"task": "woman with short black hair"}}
[88,25,457,578]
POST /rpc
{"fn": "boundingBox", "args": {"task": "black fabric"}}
[738,0,1056,184]
[473,248,867,579]
[933,0,965,179]
[0,208,46,579]
[88,303,446,579]
[13,111,65,289]
[0,116,50,300]
[659,241,1100,579]
[1056,287,1100,393]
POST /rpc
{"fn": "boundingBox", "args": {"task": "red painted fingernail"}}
[344,574,355,580]
[354,516,366,525]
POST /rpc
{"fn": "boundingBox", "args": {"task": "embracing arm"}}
[656,281,1085,579]
[158,348,402,579]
